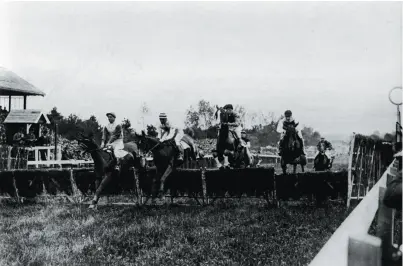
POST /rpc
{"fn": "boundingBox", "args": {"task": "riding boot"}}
[176,145,184,162]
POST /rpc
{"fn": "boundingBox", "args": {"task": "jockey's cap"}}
[159,113,167,119]
[284,110,292,117]
[223,104,233,110]
[106,112,116,118]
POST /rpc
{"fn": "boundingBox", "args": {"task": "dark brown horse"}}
[214,125,252,169]
[134,131,199,203]
[280,125,306,174]
[76,132,142,209]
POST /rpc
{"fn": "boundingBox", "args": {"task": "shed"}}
[3,109,50,144]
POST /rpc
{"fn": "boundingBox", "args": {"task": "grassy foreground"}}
[0,200,348,266]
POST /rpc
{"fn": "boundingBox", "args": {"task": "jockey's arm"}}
[108,124,122,144]
[101,127,107,146]
[170,128,179,140]
[227,112,241,127]
[276,118,284,133]
[159,129,167,141]
[245,141,251,149]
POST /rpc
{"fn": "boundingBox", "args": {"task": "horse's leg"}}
[293,164,297,174]
[159,164,173,198]
[301,164,305,173]
[89,172,113,209]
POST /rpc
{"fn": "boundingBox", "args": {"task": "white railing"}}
[25,152,316,168]
[26,145,61,160]
[309,158,400,266]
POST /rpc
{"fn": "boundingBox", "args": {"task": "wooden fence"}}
[309,157,401,266]
[347,133,394,207]
[0,166,348,205]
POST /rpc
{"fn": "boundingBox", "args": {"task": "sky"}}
[0,1,402,140]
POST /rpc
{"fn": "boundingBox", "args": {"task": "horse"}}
[213,124,252,169]
[134,130,199,203]
[76,132,143,209]
[280,125,307,174]
[313,142,334,171]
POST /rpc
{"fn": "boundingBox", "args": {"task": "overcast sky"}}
[0,1,401,139]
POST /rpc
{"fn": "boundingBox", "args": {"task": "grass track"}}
[0,200,350,266]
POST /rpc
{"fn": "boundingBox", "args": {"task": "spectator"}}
[26,128,37,146]
[13,127,25,146]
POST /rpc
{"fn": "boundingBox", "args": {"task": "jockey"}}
[102,112,127,170]
[315,137,333,159]
[220,104,246,149]
[159,113,184,162]
[276,110,306,156]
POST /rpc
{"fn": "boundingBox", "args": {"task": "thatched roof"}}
[3,109,50,124]
[0,67,46,96]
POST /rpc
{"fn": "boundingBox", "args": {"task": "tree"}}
[146,124,158,138]
[139,102,150,128]
[57,114,83,140]
[122,118,137,143]
[197,100,215,130]
[185,105,199,128]
[301,126,321,146]
[47,107,64,125]
[80,115,102,144]
[234,105,246,127]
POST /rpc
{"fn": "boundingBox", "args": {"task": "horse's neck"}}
[90,149,108,166]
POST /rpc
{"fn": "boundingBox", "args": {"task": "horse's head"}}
[318,142,326,153]
[284,125,300,151]
[76,131,99,152]
[134,130,160,153]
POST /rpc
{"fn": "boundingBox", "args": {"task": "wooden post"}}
[201,167,207,205]
[133,167,142,205]
[368,146,376,190]
[8,95,11,111]
[54,123,58,161]
[23,96,26,110]
[6,145,12,170]
[347,134,356,208]
[357,144,365,200]
[377,187,395,263]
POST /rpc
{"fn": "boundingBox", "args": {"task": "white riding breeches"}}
[108,139,128,159]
